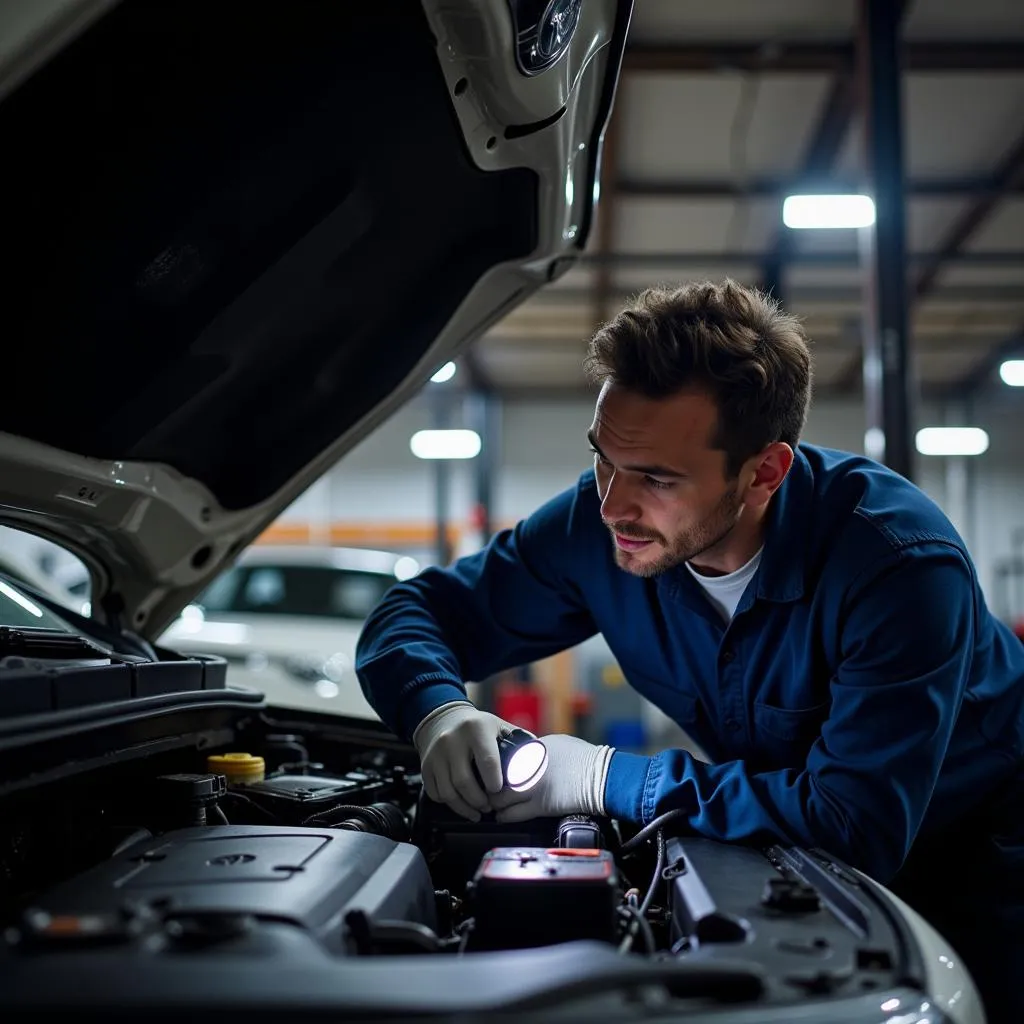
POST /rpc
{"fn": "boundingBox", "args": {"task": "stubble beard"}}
[610,485,743,578]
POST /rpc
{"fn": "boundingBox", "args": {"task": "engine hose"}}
[617,903,655,954]
[619,809,689,854]
[302,802,409,841]
[640,830,666,915]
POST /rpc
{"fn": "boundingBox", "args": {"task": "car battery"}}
[468,847,619,950]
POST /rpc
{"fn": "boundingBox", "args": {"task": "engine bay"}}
[0,708,936,1019]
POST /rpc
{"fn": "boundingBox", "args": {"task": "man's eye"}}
[645,477,674,491]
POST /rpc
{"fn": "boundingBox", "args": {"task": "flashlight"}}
[496,728,548,792]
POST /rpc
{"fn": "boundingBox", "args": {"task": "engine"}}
[1,729,913,971]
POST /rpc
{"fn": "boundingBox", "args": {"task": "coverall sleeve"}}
[355,483,598,741]
[603,544,977,883]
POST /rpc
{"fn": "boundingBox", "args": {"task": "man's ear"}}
[741,443,794,509]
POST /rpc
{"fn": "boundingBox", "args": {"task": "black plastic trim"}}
[0,696,260,798]
[504,105,566,140]
[0,686,262,744]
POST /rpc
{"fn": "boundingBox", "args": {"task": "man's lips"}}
[613,533,656,552]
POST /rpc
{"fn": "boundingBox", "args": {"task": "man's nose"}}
[599,471,641,523]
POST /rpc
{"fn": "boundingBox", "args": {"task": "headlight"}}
[508,0,582,77]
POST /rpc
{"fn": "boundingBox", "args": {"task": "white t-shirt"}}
[685,547,763,623]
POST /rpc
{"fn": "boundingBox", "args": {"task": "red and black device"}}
[467,847,619,950]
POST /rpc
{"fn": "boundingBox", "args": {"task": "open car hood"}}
[0,0,631,637]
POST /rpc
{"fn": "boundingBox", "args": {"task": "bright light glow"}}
[999,359,1024,386]
[915,427,989,457]
[322,652,350,682]
[783,194,876,229]
[393,556,421,581]
[0,580,43,618]
[430,361,457,384]
[314,679,340,699]
[410,429,481,460]
[864,427,886,461]
[880,998,900,1013]
[506,740,548,791]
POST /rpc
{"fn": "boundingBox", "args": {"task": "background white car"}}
[160,545,421,717]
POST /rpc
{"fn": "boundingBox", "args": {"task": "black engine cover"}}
[19,825,436,955]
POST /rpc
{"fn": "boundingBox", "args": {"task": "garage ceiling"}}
[473,0,1024,400]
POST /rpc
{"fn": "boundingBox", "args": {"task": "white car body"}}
[0,544,91,618]
[159,545,421,717]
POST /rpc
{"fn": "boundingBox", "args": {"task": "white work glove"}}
[489,734,615,824]
[413,701,522,822]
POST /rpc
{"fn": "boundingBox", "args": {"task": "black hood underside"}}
[2,0,537,510]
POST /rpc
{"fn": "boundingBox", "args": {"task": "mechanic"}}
[356,279,1024,1020]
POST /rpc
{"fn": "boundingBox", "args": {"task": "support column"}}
[858,0,915,480]
[431,390,453,567]
[464,388,500,542]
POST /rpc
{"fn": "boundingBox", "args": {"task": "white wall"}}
[305,388,1022,613]
[2,384,1016,617]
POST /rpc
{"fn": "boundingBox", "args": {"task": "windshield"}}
[196,564,398,622]
[0,575,77,631]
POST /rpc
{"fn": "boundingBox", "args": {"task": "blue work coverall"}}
[356,444,1024,1017]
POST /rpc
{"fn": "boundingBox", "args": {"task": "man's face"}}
[589,383,745,578]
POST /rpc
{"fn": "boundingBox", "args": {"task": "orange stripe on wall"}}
[255,521,518,547]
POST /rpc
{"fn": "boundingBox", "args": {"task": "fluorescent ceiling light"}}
[410,429,481,460]
[915,427,989,457]
[430,361,457,384]
[782,194,876,229]
[999,359,1024,386]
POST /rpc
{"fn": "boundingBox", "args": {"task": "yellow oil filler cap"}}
[206,752,265,785]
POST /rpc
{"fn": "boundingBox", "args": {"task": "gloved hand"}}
[489,734,615,824]
[413,701,523,822]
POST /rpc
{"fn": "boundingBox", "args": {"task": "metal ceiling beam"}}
[913,129,1024,302]
[486,380,951,403]
[617,176,1024,199]
[948,323,1024,396]
[525,283,1024,305]
[577,249,1024,267]
[478,333,1017,354]
[622,41,1024,74]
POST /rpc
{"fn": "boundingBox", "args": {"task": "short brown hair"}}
[584,279,812,476]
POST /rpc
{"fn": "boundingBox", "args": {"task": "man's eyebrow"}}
[587,430,686,478]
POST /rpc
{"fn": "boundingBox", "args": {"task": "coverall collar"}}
[754,444,813,604]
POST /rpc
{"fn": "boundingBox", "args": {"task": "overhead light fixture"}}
[999,359,1024,386]
[430,361,457,384]
[915,427,989,457]
[410,429,481,460]
[782,194,876,229]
